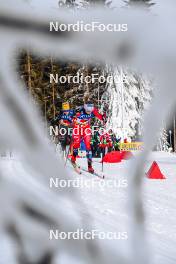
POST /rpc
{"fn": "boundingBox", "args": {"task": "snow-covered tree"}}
[105,66,152,140]
[156,127,170,152]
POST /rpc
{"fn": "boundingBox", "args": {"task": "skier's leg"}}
[83,127,94,173]
[102,147,105,157]
[71,125,81,165]
[93,143,98,157]
[64,127,72,158]
[58,125,68,157]
[97,146,101,158]
[91,144,95,158]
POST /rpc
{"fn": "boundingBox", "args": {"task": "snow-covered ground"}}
[65,151,176,264]
[1,151,176,263]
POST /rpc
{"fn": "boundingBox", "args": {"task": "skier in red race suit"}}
[71,100,104,173]
[99,131,113,156]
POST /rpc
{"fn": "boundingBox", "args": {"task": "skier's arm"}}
[58,114,65,125]
[93,108,103,120]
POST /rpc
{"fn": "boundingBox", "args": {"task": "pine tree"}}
[156,127,169,152]
[18,52,106,122]
[105,66,152,140]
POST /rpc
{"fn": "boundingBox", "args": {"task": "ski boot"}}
[86,150,94,174]
[88,165,94,174]
[88,159,94,174]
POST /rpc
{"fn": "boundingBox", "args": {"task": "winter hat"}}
[62,101,70,111]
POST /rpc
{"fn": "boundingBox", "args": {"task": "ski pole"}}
[101,149,104,172]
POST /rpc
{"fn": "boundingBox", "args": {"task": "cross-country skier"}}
[91,126,101,158]
[99,130,113,156]
[57,101,74,154]
[71,98,105,173]
[109,129,121,151]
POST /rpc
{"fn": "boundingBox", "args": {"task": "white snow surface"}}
[1,151,176,264]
